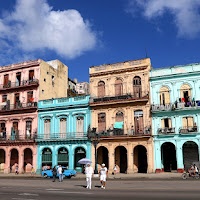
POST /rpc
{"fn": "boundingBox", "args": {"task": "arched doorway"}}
[74,147,86,173]
[115,146,127,173]
[183,141,199,171]
[24,148,33,173]
[10,149,19,173]
[58,147,69,167]
[0,149,5,173]
[161,142,177,172]
[134,145,147,173]
[42,148,52,169]
[97,146,109,168]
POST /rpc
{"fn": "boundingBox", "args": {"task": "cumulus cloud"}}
[0,0,97,61]
[126,0,200,38]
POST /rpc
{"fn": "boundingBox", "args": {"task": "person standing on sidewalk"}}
[99,163,108,189]
[85,163,94,189]
[15,165,19,175]
[57,165,63,182]
[52,165,57,182]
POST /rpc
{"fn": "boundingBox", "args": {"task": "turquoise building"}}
[150,63,200,173]
[36,95,91,173]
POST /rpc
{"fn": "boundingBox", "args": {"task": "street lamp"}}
[87,126,100,174]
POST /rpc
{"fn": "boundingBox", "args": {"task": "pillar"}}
[69,144,74,170]
[5,148,10,174]
[108,145,114,174]
[154,141,162,173]
[176,142,184,173]
[52,146,56,168]
[127,145,133,174]
[19,150,24,173]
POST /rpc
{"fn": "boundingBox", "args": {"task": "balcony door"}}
[134,110,143,134]
[161,118,172,129]
[183,117,193,128]
[159,87,170,105]
[98,113,106,133]
[29,70,34,81]
[14,93,20,108]
[3,74,9,88]
[26,121,32,138]
[44,119,51,139]
[0,123,6,138]
[115,79,123,96]
[76,117,84,137]
[12,122,19,139]
[59,118,67,138]
[133,76,142,98]
[16,72,21,86]
[98,81,105,98]
[27,91,33,104]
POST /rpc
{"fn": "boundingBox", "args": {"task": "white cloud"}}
[0,0,97,60]
[127,0,200,39]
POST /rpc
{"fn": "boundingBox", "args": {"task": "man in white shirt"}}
[99,163,108,189]
[85,163,94,189]
[57,165,63,182]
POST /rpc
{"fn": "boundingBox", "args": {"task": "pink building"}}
[0,59,68,173]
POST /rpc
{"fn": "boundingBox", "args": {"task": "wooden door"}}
[4,74,9,87]
[98,113,106,132]
[115,79,123,96]
[98,81,105,97]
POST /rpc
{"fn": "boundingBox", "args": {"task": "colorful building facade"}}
[150,63,200,173]
[89,58,154,174]
[36,95,91,173]
[0,59,68,173]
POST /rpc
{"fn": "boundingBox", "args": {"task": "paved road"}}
[0,178,200,200]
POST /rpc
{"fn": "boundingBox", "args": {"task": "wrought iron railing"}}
[179,126,198,134]
[158,127,175,135]
[36,132,88,140]
[0,132,37,141]
[151,104,173,112]
[1,79,39,89]
[90,91,149,104]
[0,102,37,111]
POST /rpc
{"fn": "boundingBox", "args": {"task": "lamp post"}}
[88,126,100,174]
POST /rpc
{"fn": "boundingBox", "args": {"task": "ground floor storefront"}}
[91,136,154,174]
[0,143,37,173]
[36,141,91,173]
[154,137,200,173]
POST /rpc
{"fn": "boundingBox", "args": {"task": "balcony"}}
[158,127,175,135]
[0,102,37,114]
[151,104,173,112]
[0,132,36,142]
[179,126,198,134]
[0,79,39,92]
[90,91,149,106]
[36,132,88,141]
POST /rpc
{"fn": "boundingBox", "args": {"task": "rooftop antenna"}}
[145,48,148,58]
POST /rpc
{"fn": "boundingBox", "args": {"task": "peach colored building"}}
[89,58,154,174]
[0,59,68,173]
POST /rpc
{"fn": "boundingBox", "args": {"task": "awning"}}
[114,121,124,129]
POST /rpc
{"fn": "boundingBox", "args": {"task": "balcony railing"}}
[90,91,149,104]
[158,127,175,135]
[97,127,151,137]
[36,132,88,140]
[179,126,198,134]
[151,104,173,112]
[0,132,36,141]
[1,79,39,90]
[0,102,37,112]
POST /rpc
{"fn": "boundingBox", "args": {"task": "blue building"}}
[36,95,91,173]
[150,63,200,173]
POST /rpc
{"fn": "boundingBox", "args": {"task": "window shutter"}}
[182,117,187,128]
[161,119,165,128]
[188,117,193,127]
[165,92,170,104]
[76,117,84,136]
[168,119,172,128]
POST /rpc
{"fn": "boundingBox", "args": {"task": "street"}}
[0,178,200,200]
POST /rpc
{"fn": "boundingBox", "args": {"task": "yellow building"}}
[89,58,154,173]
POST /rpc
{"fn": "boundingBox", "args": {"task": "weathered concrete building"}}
[89,58,154,174]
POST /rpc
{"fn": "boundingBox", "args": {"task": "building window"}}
[76,117,84,133]
[180,84,191,105]
[134,110,143,134]
[52,75,55,80]
[98,81,105,98]
[42,90,44,94]
[3,74,9,88]
[2,95,7,102]
[0,123,6,138]
[161,118,172,128]
[98,113,106,132]
[159,87,170,105]
[26,121,32,138]
[183,117,193,128]
[16,72,21,86]
[60,118,67,135]
[44,78,46,82]
[27,91,33,103]
[44,119,51,137]
[115,79,123,96]
[29,70,34,81]
[133,76,141,97]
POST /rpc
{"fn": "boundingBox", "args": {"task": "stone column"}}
[52,146,56,168]
[154,141,162,173]
[108,144,114,174]
[176,141,184,173]
[19,150,24,173]
[5,148,10,174]
[126,144,134,174]
[69,144,74,170]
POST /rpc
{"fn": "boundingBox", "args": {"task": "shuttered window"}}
[115,79,123,96]
[98,113,106,132]
[29,70,34,81]
[159,87,170,105]
[60,118,67,134]
[26,121,32,137]
[116,112,124,122]
[183,117,194,128]
[76,117,84,136]
[98,81,105,97]
[161,118,172,128]
[133,76,142,97]
[134,110,143,134]
[44,119,51,138]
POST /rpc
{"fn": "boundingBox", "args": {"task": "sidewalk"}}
[0,172,182,180]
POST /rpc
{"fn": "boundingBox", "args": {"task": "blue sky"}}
[0,0,200,82]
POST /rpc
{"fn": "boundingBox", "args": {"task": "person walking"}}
[52,165,57,182]
[85,163,94,189]
[57,165,63,182]
[99,163,108,189]
[15,165,19,175]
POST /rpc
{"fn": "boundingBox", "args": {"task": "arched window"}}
[98,81,105,97]
[98,113,106,132]
[133,76,141,97]
[180,84,191,105]
[134,110,143,134]
[114,112,124,134]
[159,87,170,105]
[115,112,124,122]
[115,79,123,96]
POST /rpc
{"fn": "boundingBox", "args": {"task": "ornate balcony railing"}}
[36,132,88,140]
[0,102,37,112]
[179,126,198,134]
[1,79,39,90]
[158,127,175,135]
[151,104,174,112]
[97,127,151,137]
[0,132,36,141]
[90,91,149,105]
